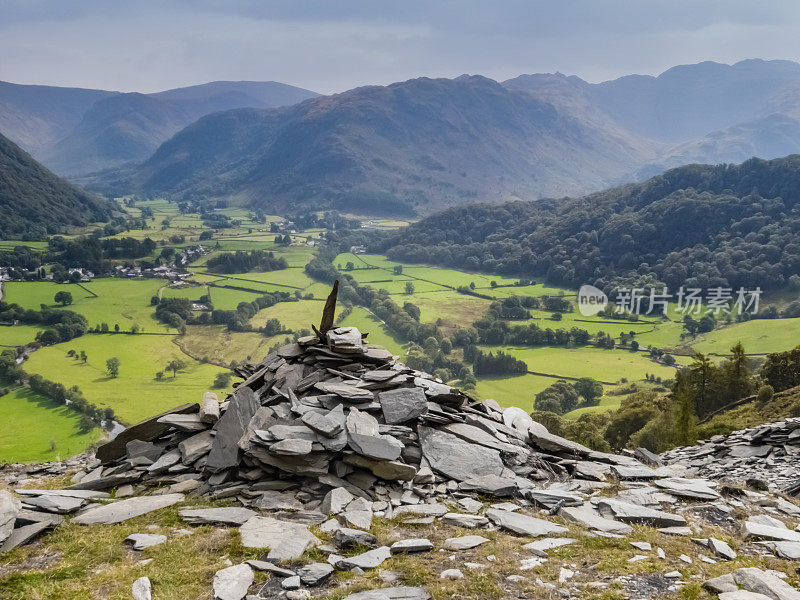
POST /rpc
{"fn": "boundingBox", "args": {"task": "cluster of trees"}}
[48,236,157,272]
[206,250,288,273]
[404,337,469,387]
[152,290,299,334]
[288,211,361,231]
[472,350,528,376]
[545,342,800,455]
[0,300,88,346]
[534,378,604,414]
[761,345,800,392]
[472,314,591,347]
[379,156,800,293]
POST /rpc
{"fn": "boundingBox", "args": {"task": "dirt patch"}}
[0,549,63,578]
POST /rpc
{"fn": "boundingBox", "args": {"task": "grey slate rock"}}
[269,438,314,456]
[0,520,52,552]
[595,498,686,527]
[336,546,392,570]
[348,432,403,461]
[378,387,428,424]
[486,509,568,537]
[179,430,215,464]
[95,402,198,463]
[444,535,489,550]
[298,562,334,585]
[343,454,416,481]
[343,588,430,600]
[206,387,260,473]
[239,516,320,560]
[418,426,504,482]
[72,493,185,525]
[333,527,378,549]
[213,563,254,600]
[302,405,345,438]
[391,538,434,553]
[559,505,633,535]
[179,507,257,526]
[22,494,85,514]
[732,567,800,600]
[126,533,167,550]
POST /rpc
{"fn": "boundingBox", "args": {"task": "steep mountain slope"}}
[0,81,115,154]
[378,154,800,291]
[0,132,113,239]
[119,75,653,213]
[0,80,319,176]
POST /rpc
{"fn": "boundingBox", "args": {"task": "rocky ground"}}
[2,326,800,600]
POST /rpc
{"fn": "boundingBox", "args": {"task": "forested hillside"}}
[379,155,800,291]
[0,132,112,239]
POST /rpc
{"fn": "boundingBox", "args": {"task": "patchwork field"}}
[4,279,171,332]
[691,317,800,355]
[0,384,103,463]
[250,299,331,332]
[177,326,285,366]
[23,334,229,424]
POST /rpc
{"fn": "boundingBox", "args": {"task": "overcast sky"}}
[2,0,800,94]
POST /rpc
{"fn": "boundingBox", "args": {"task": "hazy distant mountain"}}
[507,60,800,177]
[116,75,652,214]
[92,58,800,215]
[0,80,319,176]
[0,132,112,239]
[0,81,115,155]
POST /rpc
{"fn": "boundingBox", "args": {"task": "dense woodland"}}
[0,132,113,239]
[379,156,800,293]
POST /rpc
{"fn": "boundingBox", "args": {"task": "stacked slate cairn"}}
[661,418,800,495]
[5,286,800,599]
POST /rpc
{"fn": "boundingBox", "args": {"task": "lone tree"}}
[79,350,88,363]
[106,357,121,378]
[405,281,415,295]
[166,359,186,378]
[54,291,73,306]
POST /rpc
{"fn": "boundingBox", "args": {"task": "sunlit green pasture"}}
[0,384,103,463]
[0,324,48,346]
[24,334,229,424]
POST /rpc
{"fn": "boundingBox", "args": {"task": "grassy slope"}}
[23,334,228,424]
[0,324,47,347]
[0,384,102,463]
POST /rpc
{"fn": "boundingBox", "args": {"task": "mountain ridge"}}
[0,79,320,176]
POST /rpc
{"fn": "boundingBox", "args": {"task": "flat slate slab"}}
[595,498,686,528]
[486,509,568,537]
[418,426,504,482]
[179,507,257,526]
[560,505,633,535]
[343,587,430,600]
[239,516,319,561]
[72,494,185,525]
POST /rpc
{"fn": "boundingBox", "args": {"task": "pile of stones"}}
[3,311,800,599]
[661,418,800,494]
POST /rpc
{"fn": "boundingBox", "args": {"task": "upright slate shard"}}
[205,387,260,473]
